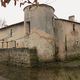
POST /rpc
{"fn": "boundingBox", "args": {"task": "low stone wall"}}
[0,48,39,67]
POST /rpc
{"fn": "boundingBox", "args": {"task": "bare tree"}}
[1,0,38,7]
[0,19,7,28]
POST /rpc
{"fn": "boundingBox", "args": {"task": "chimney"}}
[69,15,75,21]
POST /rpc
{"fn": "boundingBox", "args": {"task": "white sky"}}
[0,0,80,25]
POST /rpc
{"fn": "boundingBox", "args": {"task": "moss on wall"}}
[0,48,39,67]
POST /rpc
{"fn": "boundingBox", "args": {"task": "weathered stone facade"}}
[0,4,80,65]
[55,19,80,60]
[0,22,25,48]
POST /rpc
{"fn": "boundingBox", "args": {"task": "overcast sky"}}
[0,0,80,25]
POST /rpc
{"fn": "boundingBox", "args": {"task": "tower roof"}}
[23,4,55,12]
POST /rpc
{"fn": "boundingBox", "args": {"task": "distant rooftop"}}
[0,21,24,30]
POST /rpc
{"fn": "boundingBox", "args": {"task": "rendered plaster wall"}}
[28,28,55,62]
[0,23,27,48]
[24,4,55,62]
[55,19,80,60]
[24,4,55,35]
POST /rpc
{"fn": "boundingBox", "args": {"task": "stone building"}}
[0,4,80,61]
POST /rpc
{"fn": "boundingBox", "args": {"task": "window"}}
[73,24,75,31]
[10,29,12,37]
[26,21,30,34]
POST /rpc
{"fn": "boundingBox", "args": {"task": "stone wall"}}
[0,48,39,67]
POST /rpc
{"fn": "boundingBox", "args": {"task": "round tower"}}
[23,4,55,35]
